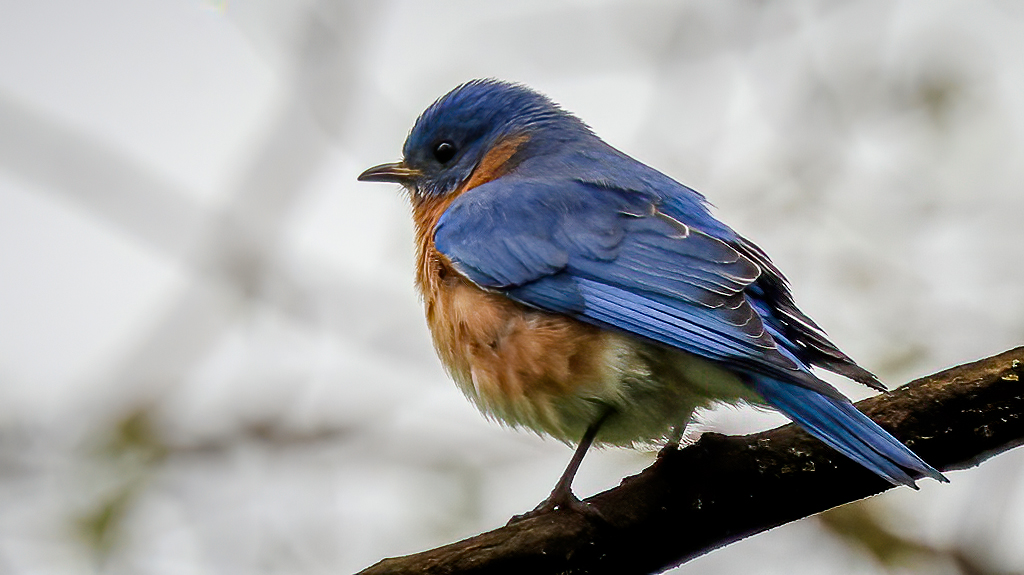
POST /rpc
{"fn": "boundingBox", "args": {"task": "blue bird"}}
[359,79,946,516]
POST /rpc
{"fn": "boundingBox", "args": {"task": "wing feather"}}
[435,177,845,398]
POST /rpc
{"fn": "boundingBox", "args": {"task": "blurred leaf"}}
[104,406,168,462]
[75,481,140,557]
[74,406,167,559]
[820,501,932,567]
[820,501,1017,575]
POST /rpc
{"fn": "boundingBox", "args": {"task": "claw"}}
[508,488,606,525]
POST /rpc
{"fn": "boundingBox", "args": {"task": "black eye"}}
[432,141,457,164]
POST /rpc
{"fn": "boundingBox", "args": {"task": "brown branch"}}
[358,347,1024,575]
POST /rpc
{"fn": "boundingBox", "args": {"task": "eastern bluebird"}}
[359,79,946,516]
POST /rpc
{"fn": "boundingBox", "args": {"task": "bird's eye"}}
[432,141,457,164]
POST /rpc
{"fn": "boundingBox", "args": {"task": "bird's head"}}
[358,79,590,199]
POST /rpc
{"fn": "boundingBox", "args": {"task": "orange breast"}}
[432,274,608,397]
[408,135,617,432]
[414,202,612,419]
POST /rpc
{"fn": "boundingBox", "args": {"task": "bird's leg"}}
[508,408,612,524]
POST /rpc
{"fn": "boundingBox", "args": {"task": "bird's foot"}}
[507,487,605,525]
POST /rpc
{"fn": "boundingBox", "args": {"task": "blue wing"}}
[435,176,831,395]
[434,172,944,485]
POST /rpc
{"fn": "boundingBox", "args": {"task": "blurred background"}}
[1,1,1023,573]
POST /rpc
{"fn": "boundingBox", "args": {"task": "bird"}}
[358,79,946,516]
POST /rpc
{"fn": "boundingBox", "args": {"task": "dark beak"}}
[357,161,421,184]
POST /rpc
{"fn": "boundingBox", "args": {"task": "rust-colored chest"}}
[410,192,612,422]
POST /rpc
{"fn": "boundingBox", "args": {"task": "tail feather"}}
[752,376,947,487]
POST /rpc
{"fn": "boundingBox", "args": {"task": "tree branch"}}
[358,347,1024,575]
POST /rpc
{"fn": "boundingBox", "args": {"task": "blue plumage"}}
[361,79,945,497]
[750,376,939,485]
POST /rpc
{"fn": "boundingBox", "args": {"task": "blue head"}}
[359,79,592,198]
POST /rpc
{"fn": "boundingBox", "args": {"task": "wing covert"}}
[433,177,839,395]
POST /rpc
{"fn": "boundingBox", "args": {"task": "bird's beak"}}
[357,161,421,185]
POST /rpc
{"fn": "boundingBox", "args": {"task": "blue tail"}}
[752,376,947,487]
